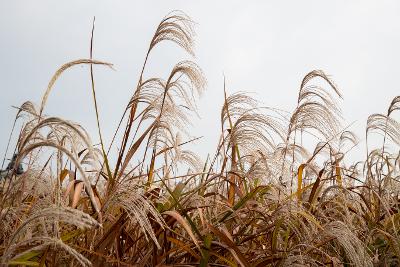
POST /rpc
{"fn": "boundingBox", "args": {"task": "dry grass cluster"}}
[1,11,400,267]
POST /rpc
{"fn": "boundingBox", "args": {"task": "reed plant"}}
[1,11,400,267]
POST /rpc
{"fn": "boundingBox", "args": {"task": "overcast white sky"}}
[1,1,400,165]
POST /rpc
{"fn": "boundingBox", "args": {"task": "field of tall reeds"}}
[1,11,400,266]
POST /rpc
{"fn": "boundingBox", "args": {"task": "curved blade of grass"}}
[297,163,306,201]
[208,224,250,267]
[163,210,201,251]
[39,59,113,116]
[199,233,213,267]
[166,236,201,260]
[308,168,324,206]
[8,261,39,266]
[219,185,270,223]
[335,159,342,186]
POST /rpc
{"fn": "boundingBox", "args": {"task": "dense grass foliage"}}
[2,11,400,266]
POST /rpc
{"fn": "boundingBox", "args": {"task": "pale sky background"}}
[1,1,400,166]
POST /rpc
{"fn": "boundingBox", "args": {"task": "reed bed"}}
[1,11,400,266]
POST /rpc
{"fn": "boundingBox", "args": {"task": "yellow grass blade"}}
[335,159,342,186]
[163,210,201,251]
[297,163,306,201]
